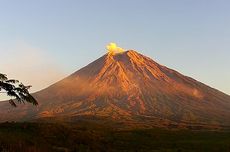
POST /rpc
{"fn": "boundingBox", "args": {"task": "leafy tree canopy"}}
[0,73,38,107]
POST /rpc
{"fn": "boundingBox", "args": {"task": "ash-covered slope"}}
[1,50,230,127]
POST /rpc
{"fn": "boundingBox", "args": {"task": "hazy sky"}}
[0,0,230,100]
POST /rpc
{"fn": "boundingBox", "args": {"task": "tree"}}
[0,73,38,107]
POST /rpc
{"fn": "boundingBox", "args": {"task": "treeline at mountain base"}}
[0,122,230,152]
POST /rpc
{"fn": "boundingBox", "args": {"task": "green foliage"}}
[0,73,38,106]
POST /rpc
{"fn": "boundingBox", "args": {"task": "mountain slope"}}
[1,50,230,127]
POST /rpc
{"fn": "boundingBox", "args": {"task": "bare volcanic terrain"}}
[0,50,230,128]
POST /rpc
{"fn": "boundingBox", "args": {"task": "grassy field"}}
[0,122,229,152]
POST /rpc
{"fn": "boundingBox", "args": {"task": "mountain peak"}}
[106,49,145,64]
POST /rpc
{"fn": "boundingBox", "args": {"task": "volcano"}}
[1,46,230,128]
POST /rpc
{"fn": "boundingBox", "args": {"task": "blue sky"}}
[0,0,230,100]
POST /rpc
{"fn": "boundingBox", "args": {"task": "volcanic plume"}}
[0,44,230,128]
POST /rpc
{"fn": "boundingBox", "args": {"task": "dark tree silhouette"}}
[0,73,38,107]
